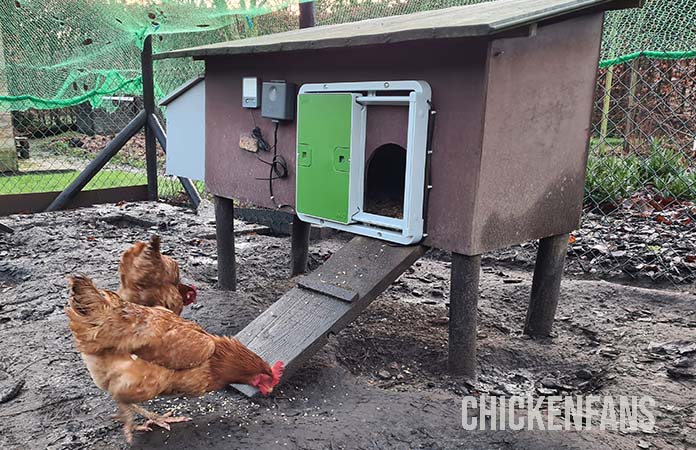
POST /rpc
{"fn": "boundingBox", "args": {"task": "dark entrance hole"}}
[364,143,406,219]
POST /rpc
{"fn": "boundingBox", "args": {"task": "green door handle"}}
[298,143,312,167]
[333,147,350,172]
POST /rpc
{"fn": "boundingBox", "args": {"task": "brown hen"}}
[66,275,283,443]
[118,235,196,315]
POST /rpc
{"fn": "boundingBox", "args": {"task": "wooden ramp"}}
[233,236,427,396]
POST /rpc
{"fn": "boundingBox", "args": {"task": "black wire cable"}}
[251,126,272,152]
[253,121,293,211]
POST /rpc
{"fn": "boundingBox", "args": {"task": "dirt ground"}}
[0,201,694,450]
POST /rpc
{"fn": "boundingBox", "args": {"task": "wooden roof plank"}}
[154,0,640,60]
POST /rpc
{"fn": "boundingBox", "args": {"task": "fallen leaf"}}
[656,214,672,225]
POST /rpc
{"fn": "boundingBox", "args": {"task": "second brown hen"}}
[118,235,196,315]
[67,275,283,443]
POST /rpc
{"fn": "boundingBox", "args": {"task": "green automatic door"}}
[296,93,357,224]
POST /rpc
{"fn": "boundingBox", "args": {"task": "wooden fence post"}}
[623,57,640,151]
[599,65,615,152]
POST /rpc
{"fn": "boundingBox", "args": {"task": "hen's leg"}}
[131,404,191,431]
[115,403,135,444]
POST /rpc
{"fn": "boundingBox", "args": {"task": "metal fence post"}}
[623,57,640,150]
[141,35,158,201]
[299,1,316,29]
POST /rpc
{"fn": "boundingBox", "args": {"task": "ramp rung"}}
[232,236,426,396]
[297,276,359,303]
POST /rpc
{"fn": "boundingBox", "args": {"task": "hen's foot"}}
[131,407,191,431]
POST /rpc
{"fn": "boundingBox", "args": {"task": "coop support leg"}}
[214,195,236,291]
[291,215,311,276]
[524,233,569,337]
[448,253,480,380]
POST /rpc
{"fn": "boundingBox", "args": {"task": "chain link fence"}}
[572,57,696,285]
[1,0,694,285]
[0,101,189,207]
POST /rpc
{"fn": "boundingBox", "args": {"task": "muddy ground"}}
[0,201,694,450]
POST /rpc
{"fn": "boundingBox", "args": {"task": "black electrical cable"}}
[251,126,272,152]
[253,121,293,211]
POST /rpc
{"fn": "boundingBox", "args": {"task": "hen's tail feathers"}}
[148,235,161,255]
[68,274,109,316]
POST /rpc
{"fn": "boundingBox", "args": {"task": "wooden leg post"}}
[448,253,480,380]
[524,233,569,337]
[214,195,236,291]
[291,215,311,276]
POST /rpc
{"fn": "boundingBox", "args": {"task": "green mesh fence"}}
[0,0,305,111]
[0,0,694,111]
[600,0,696,66]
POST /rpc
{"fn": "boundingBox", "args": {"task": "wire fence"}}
[0,105,190,204]
[577,57,696,285]
[0,2,694,285]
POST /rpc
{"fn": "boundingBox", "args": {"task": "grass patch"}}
[0,170,147,195]
[586,140,696,205]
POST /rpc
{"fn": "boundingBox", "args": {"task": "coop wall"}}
[468,13,605,254]
[204,13,603,254]
[205,38,489,247]
[165,80,206,181]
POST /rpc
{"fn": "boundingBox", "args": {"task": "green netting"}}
[600,0,696,63]
[0,0,305,111]
[0,0,694,112]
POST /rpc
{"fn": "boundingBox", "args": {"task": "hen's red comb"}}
[271,361,285,385]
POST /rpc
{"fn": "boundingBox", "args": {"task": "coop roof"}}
[154,0,641,60]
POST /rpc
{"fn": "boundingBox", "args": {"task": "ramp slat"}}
[233,236,426,396]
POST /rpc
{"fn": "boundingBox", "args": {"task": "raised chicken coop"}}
[157,0,643,388]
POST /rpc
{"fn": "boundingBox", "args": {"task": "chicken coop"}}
[157,0,643,389]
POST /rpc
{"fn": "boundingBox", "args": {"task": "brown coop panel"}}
[464,13,605,254]
[203,12,604,255]
[204,38,490,249]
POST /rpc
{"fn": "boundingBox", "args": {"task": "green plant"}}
[639,140,685,180]
[656,171,696,200]
[586,140,696,205]
[585,153,641,205]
